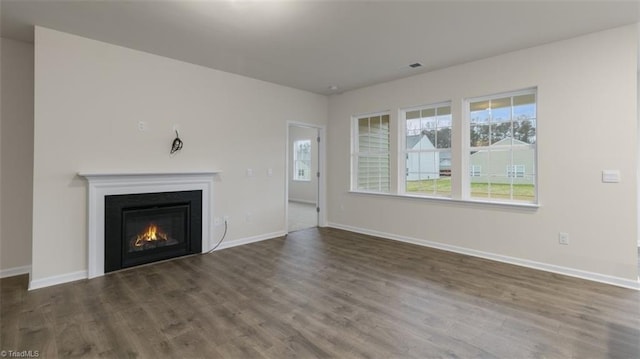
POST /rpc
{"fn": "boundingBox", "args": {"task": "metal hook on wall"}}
[170,130,183,154]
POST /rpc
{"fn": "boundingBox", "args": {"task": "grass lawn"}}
[406,177,452,196]
[407,178,535,201]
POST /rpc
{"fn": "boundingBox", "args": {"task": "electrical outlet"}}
[245,212,253,223]
[223,215,229,223]
[137,121,147,132]
[213,217,222,226]
[558,232,569,245]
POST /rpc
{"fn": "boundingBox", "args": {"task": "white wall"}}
[33,27,328,284]
[327,25,639,285]
[288,125,318,203]
[0,38,34,276]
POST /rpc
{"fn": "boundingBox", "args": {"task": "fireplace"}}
[80,171,216,279]
[104,190,202,273]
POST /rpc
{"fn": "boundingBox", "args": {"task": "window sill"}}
[348,190,540,210]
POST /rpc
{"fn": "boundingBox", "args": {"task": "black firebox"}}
[104,190,202,273]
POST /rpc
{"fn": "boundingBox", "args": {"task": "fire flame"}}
[134,224,169,247]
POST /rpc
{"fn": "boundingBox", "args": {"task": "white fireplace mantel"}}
[79,171,219,278]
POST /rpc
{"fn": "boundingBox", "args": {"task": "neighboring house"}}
[470,138,535,184]
[406,134,440,181]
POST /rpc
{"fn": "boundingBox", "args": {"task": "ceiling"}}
[2,1,639,95]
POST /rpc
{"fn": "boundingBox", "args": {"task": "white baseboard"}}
[0,265,31,279]
[28,270,87,291]
[288,198,316,205]
[328,222,640,291]
[26,226,635,291]
[214,230,287,251]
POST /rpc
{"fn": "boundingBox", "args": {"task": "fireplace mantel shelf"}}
[78,170,221,178]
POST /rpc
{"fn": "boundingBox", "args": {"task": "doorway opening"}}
[287,123,321,232]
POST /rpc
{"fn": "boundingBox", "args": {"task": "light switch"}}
[602,170,620,183]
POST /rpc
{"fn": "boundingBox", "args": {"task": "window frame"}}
[464,88,538,204]
[399,101,453,198]
[348,87,539,209]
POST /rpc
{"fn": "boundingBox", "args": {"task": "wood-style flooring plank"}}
[1,227,639,358]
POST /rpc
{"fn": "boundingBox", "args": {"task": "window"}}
[468,89,536,203]
[470,165,482,177]
[506,164,525,178]
[402,103,452,197]
[352,113,390,193]
[293,139,311,181]
[349,88,537,206]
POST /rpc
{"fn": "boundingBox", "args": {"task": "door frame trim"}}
[286,121,326,232]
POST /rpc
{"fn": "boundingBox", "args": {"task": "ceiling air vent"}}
[408,62,423,68]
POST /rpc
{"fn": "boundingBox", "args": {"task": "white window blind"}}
[353,114,390,193]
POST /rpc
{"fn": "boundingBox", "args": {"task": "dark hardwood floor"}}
[2,227,639,358]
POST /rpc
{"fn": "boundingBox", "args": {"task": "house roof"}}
[470,138,533,157]
[406,134,437,150]
[406,134,424,149]
[406,135,453,158]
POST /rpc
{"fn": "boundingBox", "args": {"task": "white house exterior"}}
[469,138,535,185]
[406,134,439,181]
